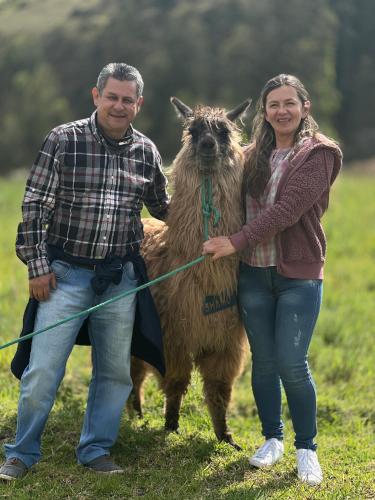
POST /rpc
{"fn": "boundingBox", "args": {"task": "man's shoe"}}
[296,449,323,486]
[84,455,124,474]
[249,438,284,468]
[0,457,28,481]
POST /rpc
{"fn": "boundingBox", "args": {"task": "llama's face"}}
[187,115,233,172]
[171,97,251,173]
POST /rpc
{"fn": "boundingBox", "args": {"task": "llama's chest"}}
[166,293,241,352]
[152,261,241,349]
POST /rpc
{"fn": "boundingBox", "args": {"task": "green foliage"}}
[330,0,375,158]
[1,0,370,173]
[0,174,375,498]
[0,64,71,170]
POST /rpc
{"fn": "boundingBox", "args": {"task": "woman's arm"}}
[203,148,337,260]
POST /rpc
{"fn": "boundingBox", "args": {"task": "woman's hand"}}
[202,236,237,261]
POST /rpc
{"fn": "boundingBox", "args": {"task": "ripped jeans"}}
[238,264,323,450]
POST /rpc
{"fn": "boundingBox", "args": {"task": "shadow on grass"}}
[0,415,17,443]
[0,386,298,498]
[206,468,297,499]
[0,387,85,463]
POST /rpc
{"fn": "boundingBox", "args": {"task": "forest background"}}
[0,0,374,173]
[0,1,375,498]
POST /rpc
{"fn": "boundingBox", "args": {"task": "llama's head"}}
[171,97,251,173]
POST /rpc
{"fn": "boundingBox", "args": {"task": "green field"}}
[0,173,374,499]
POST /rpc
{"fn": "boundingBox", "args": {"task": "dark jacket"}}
[11,255,165,379]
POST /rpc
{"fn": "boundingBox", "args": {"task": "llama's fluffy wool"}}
[132,102,249,447]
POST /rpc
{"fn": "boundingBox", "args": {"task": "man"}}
[0,63,169,480]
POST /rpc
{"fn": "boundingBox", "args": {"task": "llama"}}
[132,97,250,449]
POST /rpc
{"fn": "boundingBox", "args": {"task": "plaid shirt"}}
[16,112,170,279]
[245,148,291,267]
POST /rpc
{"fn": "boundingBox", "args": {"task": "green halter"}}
[201,174,221,241]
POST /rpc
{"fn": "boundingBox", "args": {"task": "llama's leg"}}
[162,352,193,432]
[197,348,243,450]
[129,357,148,418]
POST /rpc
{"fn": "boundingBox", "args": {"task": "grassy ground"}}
[0,172,374,499]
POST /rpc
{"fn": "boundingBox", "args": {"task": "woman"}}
[203,74,342,486]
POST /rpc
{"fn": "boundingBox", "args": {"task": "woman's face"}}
[264,85,310,146]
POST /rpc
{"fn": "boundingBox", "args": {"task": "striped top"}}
[245,148,292,267]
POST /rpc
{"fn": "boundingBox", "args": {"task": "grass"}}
[0,171,375,499]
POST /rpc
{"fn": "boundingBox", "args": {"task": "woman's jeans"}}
[5,260,137,467]
[238,264,322,450]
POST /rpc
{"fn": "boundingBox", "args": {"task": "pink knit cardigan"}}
[230,134,343,279]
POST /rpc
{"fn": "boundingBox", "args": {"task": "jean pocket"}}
[297,279,322,287]
[50,259,72,280]
[123,261,138,285]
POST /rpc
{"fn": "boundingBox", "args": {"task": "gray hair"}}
[96,63,144,97]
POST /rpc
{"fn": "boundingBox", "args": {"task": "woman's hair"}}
[243,74,319,199]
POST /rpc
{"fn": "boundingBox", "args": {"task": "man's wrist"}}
[27,257,51,280]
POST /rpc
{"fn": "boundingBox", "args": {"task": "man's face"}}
[92,77,143,139]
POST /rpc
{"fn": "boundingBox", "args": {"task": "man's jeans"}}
[5,260,137,467]
[238,264,323,450]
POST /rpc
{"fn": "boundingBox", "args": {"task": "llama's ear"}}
[226,99,252,122]
[170,97,193,120]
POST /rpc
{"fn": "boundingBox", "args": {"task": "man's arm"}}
[143,148,170,221]
[16,130,61,299]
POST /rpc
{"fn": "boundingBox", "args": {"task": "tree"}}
[330,0,375,159]
[0,64,71,173]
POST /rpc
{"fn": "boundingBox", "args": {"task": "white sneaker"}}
[296,449,323,486]
[249,438,284,467]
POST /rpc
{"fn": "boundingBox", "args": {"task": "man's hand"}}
[202,236,237,261]
[29,273,57,302]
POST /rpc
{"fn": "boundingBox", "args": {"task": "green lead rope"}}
[0,256,205,351]
[0,175,221,351]
[201,175,220,241]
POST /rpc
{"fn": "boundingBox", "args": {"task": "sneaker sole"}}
[249,457,280,468]
[249,454,284,468]
[298,474,323,486]
[0,472,25,481]
[85,468,124,475]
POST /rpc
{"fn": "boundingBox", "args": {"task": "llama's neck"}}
[164,152,244,257]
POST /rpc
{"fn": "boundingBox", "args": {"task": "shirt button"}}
[107,215,110,219]
[103,236,106,240]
